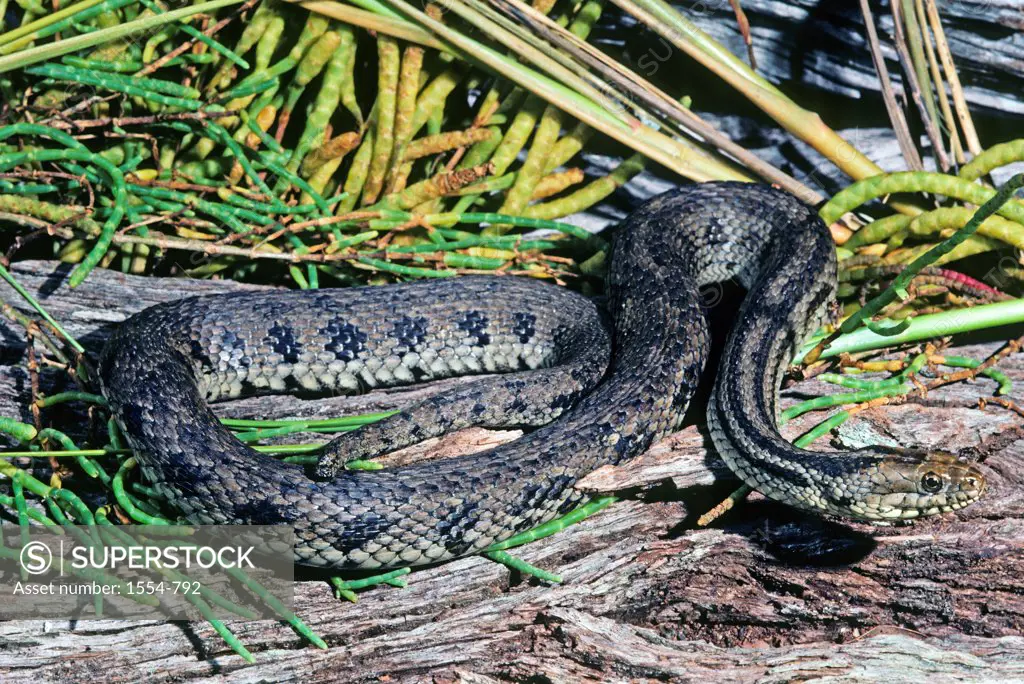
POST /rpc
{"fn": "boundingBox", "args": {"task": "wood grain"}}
[1,260,1022,681]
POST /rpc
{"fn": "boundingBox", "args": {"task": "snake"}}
[99,183,985,570]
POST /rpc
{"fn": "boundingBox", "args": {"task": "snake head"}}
[842,449,986,521]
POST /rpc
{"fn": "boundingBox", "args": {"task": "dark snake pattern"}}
[100,183,985,569]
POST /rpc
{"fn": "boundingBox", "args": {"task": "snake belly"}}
[99,182,984,570]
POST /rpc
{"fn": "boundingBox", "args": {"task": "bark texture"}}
[653,0,1024,115]
[0,260,1022,682]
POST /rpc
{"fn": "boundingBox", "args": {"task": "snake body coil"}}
[100,183,984,570]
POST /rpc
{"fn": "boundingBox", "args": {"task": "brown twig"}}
[978,397,1024,421]
[727,0,757,70]
[44,94,119,125]
[858,0,923,170]
[221,211,382,246]
[924,0,982,156]
[44,109,237,131]
[930,337,1022,388]
[891,0,949,170]
[914,0,964,165]
[24,323,42,432]
[843,336,1024,418]
[128,177,223,194]
[697,485,752,527]
[0,170,95,209]
[138,0,261,77]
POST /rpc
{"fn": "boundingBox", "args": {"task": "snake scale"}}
[100,183,985,570]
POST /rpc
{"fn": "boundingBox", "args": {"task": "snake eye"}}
[920,471,944,494]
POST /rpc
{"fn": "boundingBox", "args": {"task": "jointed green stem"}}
[0,263,86,353]
[793,411,852,448]
[35,391,108,408]
[820,171,1024,227]
[0,148,127,287]
[780,384,911,424]
[833,174,1024,339]
[483,496,618,554]
[329,567,410,602]
[959,139,1024,181]
[484,549,561,582]
[113,458,173,524]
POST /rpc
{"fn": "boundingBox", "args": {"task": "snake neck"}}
[620,184,881,516]
[694,186,898,518]
[600,183,830,450]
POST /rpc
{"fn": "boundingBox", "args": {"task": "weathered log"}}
[639,0,1024,115]
[0,260,1022,681]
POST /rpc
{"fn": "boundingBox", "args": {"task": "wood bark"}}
[665,0,1024,115]
[0,260,1022,682]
